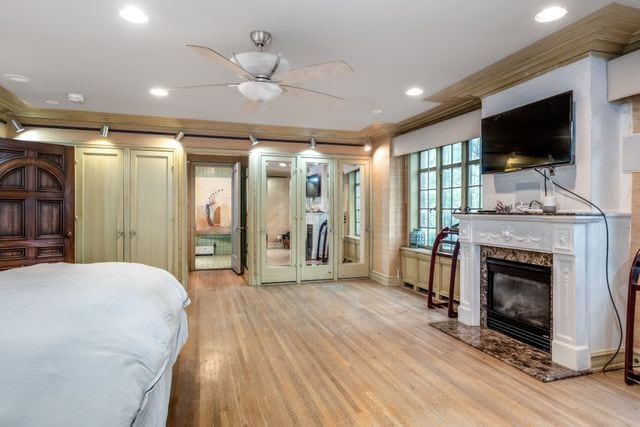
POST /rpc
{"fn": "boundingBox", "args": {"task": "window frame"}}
[414,138,482,251]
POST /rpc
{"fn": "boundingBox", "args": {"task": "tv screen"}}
[481,91,574,174]
[306,174,321,198]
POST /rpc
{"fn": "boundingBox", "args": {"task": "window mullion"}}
[461,140,469,211]
[436,147,442,240]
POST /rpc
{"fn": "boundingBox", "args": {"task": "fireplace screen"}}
[486,258,552,352]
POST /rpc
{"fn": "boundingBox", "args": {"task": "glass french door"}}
[337,160,370,278]
[298,158,334,281]
[260,156,297,283]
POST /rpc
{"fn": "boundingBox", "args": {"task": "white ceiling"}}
[2,0,640,131]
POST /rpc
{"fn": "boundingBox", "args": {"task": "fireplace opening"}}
[486,258,552,352]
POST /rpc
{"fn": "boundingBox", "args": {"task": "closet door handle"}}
[129,231,137,238]
[117,231,125,237]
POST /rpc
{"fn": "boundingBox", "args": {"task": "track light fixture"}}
[310,137,317,150]
[249,133,259,146]
[99,124,109,138]
[10,119,25,133]
[175,130,185,142]
[364,138,372,152]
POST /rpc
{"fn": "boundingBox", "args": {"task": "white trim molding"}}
[455,213,630,372]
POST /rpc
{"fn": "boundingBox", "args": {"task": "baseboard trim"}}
[371,270,402,286]
[590,348,625,372]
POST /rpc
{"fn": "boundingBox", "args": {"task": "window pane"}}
[443,189,452,208]
[355,171,360,184]
[420,190,428,208]
[469,138,481,161]
[428,210,436,228]
[428,229,436,246]
[420,151,429,168]
[428,170,437,189]
[428,148,437,168]
[442,169,451,188]
[469,187,480,209]
[452,188,462,209]
[442,210,452,227]
[452,167,462,187]
[452,142,462,163]
[469,164,480,186]
[420,209,428,227]
[428,190,437,207]
[420,171,428,188]
[442,145,452,165]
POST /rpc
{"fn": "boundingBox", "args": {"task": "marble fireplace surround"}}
[455,213,611,372]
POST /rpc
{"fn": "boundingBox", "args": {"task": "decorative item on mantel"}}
[409,228,425,248]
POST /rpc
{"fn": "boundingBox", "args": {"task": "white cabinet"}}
[76,147,176,274]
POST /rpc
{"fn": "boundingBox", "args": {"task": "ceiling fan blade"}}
[186,44,255,81]
[168,83,239,92]
[273,60,353,84]
[281,85,345,108]
[239,100,262,115]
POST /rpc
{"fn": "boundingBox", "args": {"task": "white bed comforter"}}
[0,263,190,427]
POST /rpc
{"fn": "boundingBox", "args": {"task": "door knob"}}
[66,232,73,238]
[117,231,125,237]
[130,231,137,238]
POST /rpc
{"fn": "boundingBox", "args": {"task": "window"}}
[416,138,482,249]
[354,170,361,236]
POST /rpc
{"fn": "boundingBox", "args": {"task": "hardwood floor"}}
[168,271,640,426]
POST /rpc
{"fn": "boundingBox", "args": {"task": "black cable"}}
[534,168,623,372]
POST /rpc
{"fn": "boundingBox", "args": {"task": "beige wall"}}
[0,122,6,137]
[370,136,406,284]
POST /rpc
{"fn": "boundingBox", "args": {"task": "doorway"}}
[189,157,247,272]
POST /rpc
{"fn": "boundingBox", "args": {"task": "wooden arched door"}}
[0,138,74,270]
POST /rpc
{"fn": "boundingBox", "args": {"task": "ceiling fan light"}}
[238,81,282,102]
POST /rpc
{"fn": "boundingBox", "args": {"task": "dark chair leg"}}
[448,240,460,318]
[428,229,449,309]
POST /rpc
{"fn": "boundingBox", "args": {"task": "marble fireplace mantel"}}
[454,212,620,372]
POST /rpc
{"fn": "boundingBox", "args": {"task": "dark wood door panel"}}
[0,137,74,269]
[0,200,25,239]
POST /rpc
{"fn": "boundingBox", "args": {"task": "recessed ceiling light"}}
[119,6,149,23]
[535,6,567,23]
[3,73,30,83]
[372,109,383,114]
[406,87,424,97]
[150,87,169,97]
[67,93,86,104]
[45,100,60,105]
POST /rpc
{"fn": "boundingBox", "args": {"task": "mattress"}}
[0,263,190,427]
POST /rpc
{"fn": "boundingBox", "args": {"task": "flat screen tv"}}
[306,174,321,198]
[481,91,574,174]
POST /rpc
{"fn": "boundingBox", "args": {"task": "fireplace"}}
[486,258,552,352]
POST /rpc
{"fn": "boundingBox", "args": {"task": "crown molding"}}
[2,3,640,143]
[424,3,640,105]
[0,85,29,118]
[7,107,367,144]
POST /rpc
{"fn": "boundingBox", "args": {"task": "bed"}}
[0,262,190,427]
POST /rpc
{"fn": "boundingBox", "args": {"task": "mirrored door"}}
[260,156,297,283]
[299,158,334,281]
[338,160,370,278]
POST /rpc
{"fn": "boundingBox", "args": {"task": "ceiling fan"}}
[167,30,353,114]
